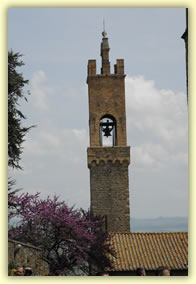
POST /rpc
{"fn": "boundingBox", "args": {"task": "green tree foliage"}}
[8,50,33,170]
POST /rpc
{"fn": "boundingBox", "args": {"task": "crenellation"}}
[88,60,96,76]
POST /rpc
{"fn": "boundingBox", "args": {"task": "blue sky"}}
[8,8,188,219]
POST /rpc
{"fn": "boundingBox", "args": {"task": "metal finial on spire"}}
[102,18,107,38]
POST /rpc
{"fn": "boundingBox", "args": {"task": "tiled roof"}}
[107,232,188,271]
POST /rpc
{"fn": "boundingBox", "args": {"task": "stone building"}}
[87,29,130,232]
[8,239,49,276]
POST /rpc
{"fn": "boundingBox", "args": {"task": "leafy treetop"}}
[8,50,34,170]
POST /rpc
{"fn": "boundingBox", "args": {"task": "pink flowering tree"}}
[8,193,113,275]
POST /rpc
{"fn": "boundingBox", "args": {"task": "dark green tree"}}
[8,50,33,170]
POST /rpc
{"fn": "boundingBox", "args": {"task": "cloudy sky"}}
[8,8,188,219]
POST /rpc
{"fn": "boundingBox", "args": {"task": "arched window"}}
[100,115,117,146]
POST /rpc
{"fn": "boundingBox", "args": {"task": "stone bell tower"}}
[87,29,130,232]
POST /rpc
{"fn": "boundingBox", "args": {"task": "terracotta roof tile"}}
[108,232,188,271]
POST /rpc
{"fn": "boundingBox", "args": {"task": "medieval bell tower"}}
[87,30,131,232]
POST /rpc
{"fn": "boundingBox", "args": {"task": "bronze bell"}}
[101,120,114,137]
[103,125,112,137]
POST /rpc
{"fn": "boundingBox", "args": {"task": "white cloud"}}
[23,127,88,166]
[170,151,188,166]
[133,143,169,169]
[61,128,88,165]
[72,129,88,144]
[31,70,47,86]
[23,136,45,156]
[30,71,55,111]
[126,76,161,112]
[40,132,61,148]
[64,88,78,98]
[126,75,188,218]
[126,75,188,170]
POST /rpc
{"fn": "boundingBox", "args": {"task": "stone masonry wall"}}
[8,239,49,276]
[88,146,130,167]
[90,160,130,232]
[88,146,130,232]
[87,75,127,147]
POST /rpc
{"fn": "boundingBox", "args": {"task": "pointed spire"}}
[102,18,107,38]
[100,21,110,74]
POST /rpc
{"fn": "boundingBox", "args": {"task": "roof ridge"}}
[109,232,188,234]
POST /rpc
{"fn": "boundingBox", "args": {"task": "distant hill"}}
[131,216,188,232]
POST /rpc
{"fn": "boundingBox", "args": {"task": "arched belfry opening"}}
[100,115,117,146]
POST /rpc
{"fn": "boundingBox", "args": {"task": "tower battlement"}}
[87,146,130,168]
[87,59,125,77]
